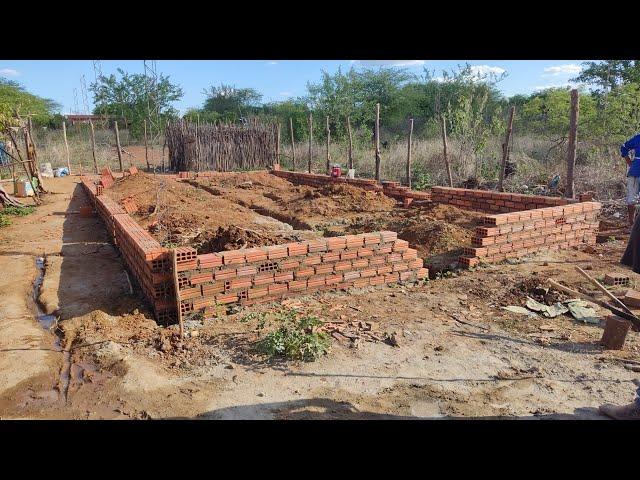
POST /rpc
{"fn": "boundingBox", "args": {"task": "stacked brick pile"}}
[431,186,577,214]
[271,170,383,191]
[80,176,177,324]
[458,201,601,267]
[175,231,428,318]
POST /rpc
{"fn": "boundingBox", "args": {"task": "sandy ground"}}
[0,176,639,420]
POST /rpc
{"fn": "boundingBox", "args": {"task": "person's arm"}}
[621,135,640,166]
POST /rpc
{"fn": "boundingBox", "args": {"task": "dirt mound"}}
[289,183,396,217]
[399,220,472,256]
[194,226,287,253]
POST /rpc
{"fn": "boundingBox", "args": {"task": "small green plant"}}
[241,308,330,361]
[607,235,616,243]
[0,205,35,228]
[412,165,433,191]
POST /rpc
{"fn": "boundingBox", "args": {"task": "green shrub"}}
[0,205,35,228]
[241,308,330,361]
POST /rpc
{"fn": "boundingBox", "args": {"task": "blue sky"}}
[0,60,587,115]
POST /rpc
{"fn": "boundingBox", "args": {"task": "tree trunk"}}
[498,106,516,192]
[308,113,313,173]
[406,118,413,188]
[114,121,124,172]
[565,89,579,199]
[289,117,296,171]
[374,103,381,181]
[346,115,353,170]
[90,120,99,174]
[441,115,453,187]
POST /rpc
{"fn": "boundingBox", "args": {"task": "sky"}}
[0,60,587,115]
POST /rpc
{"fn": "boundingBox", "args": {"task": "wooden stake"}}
[308,112,313,173]
[276,122,281,166]
[23,126,46,193]
[114,121,123,172]
[289,117,296,171]
[374,103,381,181]
[406,118,413,188]
[62,121,71,174]
[498,106,516,192]
[325,116,331,174]
[89,120,98,174]
[346,115,353,171]
[441,115,453,187]
[566,89,579,199]
[171,248,184,340]
[144,119,150,172]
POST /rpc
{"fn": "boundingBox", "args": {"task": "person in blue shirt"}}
[621,134,640,225]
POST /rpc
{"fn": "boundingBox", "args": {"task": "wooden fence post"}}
[498,106,516,192]
[276,122,281,166]
[566,89,579,199]
[289,118,296,171]
[308,112,313,173]
[325,116,331,174]
[62,121,71,174]
[89,120,98,174]
[374,103,381,181]
[406,118,413,188]
[144,119,150,172]
[114,121,124,172]
[171,248,184,340]
[441,115,453,188]
[346,115,353,171]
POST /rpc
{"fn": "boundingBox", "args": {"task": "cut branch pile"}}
[166,118,277,172]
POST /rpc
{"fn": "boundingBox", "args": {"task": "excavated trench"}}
[33,255,71,402]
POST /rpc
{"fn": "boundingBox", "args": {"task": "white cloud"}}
[352,60,425,67]
[542,64,581,76]
[279,91,293,97]
[266,61,278,66]
[469,65,506,78]
[0,68,20,77]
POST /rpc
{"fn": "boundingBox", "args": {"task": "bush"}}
[0,205,35,228]
[241,308,330,361]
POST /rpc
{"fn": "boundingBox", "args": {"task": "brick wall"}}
[458,202,601,267]
[271,170,384,191]
[431,186,577,214]
[80,174,427,324]
[175,232,428,318]
[80,175,177,324]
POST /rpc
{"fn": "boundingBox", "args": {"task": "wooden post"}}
[89,120,99,174]
[346,115,353,170]
[289,118,296,171]
[406,118,413,188]
[308,112,313,173]
[171,248,184,340]
[62,121,71,174]
[498,106,516,192]
[276,122,281,166]
[374,103,381,181]
[441,115,453,187]
[325,116,331,174]
[144,119,150,172]
[114,121,123,172]
[566,89,579,199]
[23,126,46,193]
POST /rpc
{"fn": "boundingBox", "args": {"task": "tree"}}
[90,68,183,138]
[202,84,263,121]
[0,78,60,126]
[574,60,640,92]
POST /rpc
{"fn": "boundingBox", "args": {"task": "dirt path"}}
[1,177,639,419]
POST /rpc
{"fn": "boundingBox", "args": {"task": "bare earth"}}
[0,175,638,420]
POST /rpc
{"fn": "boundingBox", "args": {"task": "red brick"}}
[314,264,334,275]
[190,272,213,284]
[302,255,322,266]
[343,271,361,281]
[216,293,239,304]
[221,252,245,265]
[202,283,225,296]
[352,259,369,269]
[288,280,307,291]
[247,288,268,299]
[322,252,341,263]
[213,269,236,281]
[236,265,258,277]
[279,260,300,270]
[294,267,315,279]
[198,253,223,268]
[286,242,308,256]
[334,261,352,271]
[253,273,275,286]
[265,245,288,259]
[307,240,328,253]
[325,274,342,285]
[274,271,294,283]
[402,249,418,260]
[268,283,288,296]
[340,250,358,261]
[363,233,382,245]
[360,268,377,278]
[326,237,347,250]
[230,278,252,290]
[357,248,374,258]
[392,239,409,252]
[393,262,409,272]
[369,275,385,286]
[307,276,326,288]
